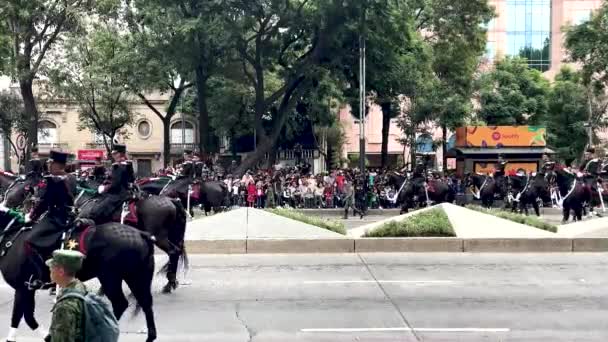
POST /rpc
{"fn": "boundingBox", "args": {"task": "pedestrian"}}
[46,250,87,341]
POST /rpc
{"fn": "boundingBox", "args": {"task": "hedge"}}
[365,208,455,237]
[266,207,346,235]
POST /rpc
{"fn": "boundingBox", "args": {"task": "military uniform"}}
[46,250,86,342]
[26,147,44,180]
[343,182,362,219]
[25,151,75,289]
[82,145,132,224]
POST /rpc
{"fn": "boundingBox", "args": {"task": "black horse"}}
[546,167,586,222]
[506,173,551,216]
[0,212,158,342]
[75,183,188,294]
[384,172,454,214]
[1,175,38,210]
[465,173,499,208]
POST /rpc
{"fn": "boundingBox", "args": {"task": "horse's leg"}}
[155,238,180,294]
[99,274,129,320]
[6,291,24,342]
[533,200,540,217]
[124,266,157,342]
[21,289,47,339]
[562,204,570,223]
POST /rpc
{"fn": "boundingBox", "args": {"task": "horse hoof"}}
[161,284,172,294]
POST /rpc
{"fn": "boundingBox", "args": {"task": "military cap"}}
[46,250,85,273]
[112,144,127,154]
[48,150,69,164]
[31,146,39,153]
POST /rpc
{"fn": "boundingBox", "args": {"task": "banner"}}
[77,149,105,161]
[458,126,546,147]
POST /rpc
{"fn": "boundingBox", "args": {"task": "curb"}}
[178,238,608,254]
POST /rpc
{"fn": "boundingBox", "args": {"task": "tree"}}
[47,24,135,154]
[564,3,608,149]
[224,0,358,174]
[0,0,94,156]
[116,0,195,167]
[546,67,590,162]
[0,90,27,163]
[477,57,550,125]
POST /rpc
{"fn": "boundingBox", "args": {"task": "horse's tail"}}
[171,199,189,272]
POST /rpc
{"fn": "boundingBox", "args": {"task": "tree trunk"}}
[442,123,448,172]
[19,78,38,158]
[380,101,391,169]
[237,136,274,174]
[163,117,171,168]
[409,129,417,172]
[195,65,210,157]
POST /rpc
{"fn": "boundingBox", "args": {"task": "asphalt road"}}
[1,253,608,341]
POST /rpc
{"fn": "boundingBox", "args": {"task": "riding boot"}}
[343,207,349,219]
[25,249,54,290]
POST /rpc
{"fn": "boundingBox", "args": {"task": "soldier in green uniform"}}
[46,249,87,342]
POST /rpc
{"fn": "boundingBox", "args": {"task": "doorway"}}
[137,159,152,177]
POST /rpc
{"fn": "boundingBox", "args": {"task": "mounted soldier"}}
[23,150,76,290]
[541,153,556,174]
[91,157,107,183]
[84,144,132,224]
[493,154,508,197]
[25,146,44,181]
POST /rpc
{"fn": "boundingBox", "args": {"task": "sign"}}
[16,134,26,150]
[77,149,105,161]
[474,161,538,175]
[456,126,546,148]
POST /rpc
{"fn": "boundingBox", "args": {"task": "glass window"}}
[38,120,57,144]
[137,120,151,138]
[486,41,497,61]
[505,0,551,71]
[572,10,591,25]
[170,121,194,144]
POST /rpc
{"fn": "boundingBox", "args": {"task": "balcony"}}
[170,143,197,154]
[265,149,320,161]
[38,143,69,152]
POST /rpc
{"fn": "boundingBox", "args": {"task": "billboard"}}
[456,126,546,148]
[474,161,538,175]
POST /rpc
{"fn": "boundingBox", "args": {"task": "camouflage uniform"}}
[49,280,86,342]
[46,250,87,342]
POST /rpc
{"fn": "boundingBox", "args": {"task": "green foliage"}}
[546,67,589,162]
[477,57,551,125]
[564,3,608,87]
[267,207,346,235]
[364,208,455,237]
[46,23,135,152]
[466,205,557,233]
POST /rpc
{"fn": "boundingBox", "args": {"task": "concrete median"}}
[355,238,463,252]
[463,238,573,252]
[185,239,247,254]
[246,238,355,253]
[572,238,608,252]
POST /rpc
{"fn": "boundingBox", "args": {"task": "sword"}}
[186,184,193,219]
[598,182,606,212]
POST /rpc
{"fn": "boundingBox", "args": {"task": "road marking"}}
[303,280,455,285]
[301,328,510,333]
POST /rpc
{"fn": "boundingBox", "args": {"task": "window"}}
[505,0,551,72]
[170,121,194,144]
[38,120,57,144]
[137,120,152,138]
[485,41,497,61]
[416,134,434,153]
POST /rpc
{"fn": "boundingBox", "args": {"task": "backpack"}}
[58,290,120,342]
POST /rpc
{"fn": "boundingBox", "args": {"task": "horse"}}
[0,212,158,342]
[464,173,499,208]
[1,175,40,211]
[0,171,17,199]
[74,181,187,294]
[147,176,229,216]
[384,172,454,214]
[383,172,413,214]
[546,167,586,222]
[506,173,550,216]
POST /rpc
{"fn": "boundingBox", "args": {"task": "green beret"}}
[46,250,85,273]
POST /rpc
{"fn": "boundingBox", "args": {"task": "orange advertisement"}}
[474,162,538,175]
[457,126,546,147]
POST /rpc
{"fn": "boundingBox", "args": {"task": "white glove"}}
[24,213,31,224]
[98,185,106,193]
[0,204,8,213]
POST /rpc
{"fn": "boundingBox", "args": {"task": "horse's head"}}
[384,171,406,188]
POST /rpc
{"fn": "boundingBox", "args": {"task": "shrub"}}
[466,205,557,233]
[267,207,346,235]
[365,208,456,237]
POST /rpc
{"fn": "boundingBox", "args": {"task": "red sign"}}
[77,149,105,161]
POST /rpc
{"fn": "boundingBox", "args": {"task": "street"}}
[1,253,608,341]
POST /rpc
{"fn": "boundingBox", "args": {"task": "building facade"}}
[339,0,604,169]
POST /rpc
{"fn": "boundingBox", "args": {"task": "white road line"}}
[302,280,456,285]
[301,328,510,333]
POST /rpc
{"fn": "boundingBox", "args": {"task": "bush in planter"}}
[267,207,346,235]
[465,205,557,233]
[365,208,455,237]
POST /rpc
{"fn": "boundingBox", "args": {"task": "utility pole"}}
[359,3,367,214]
